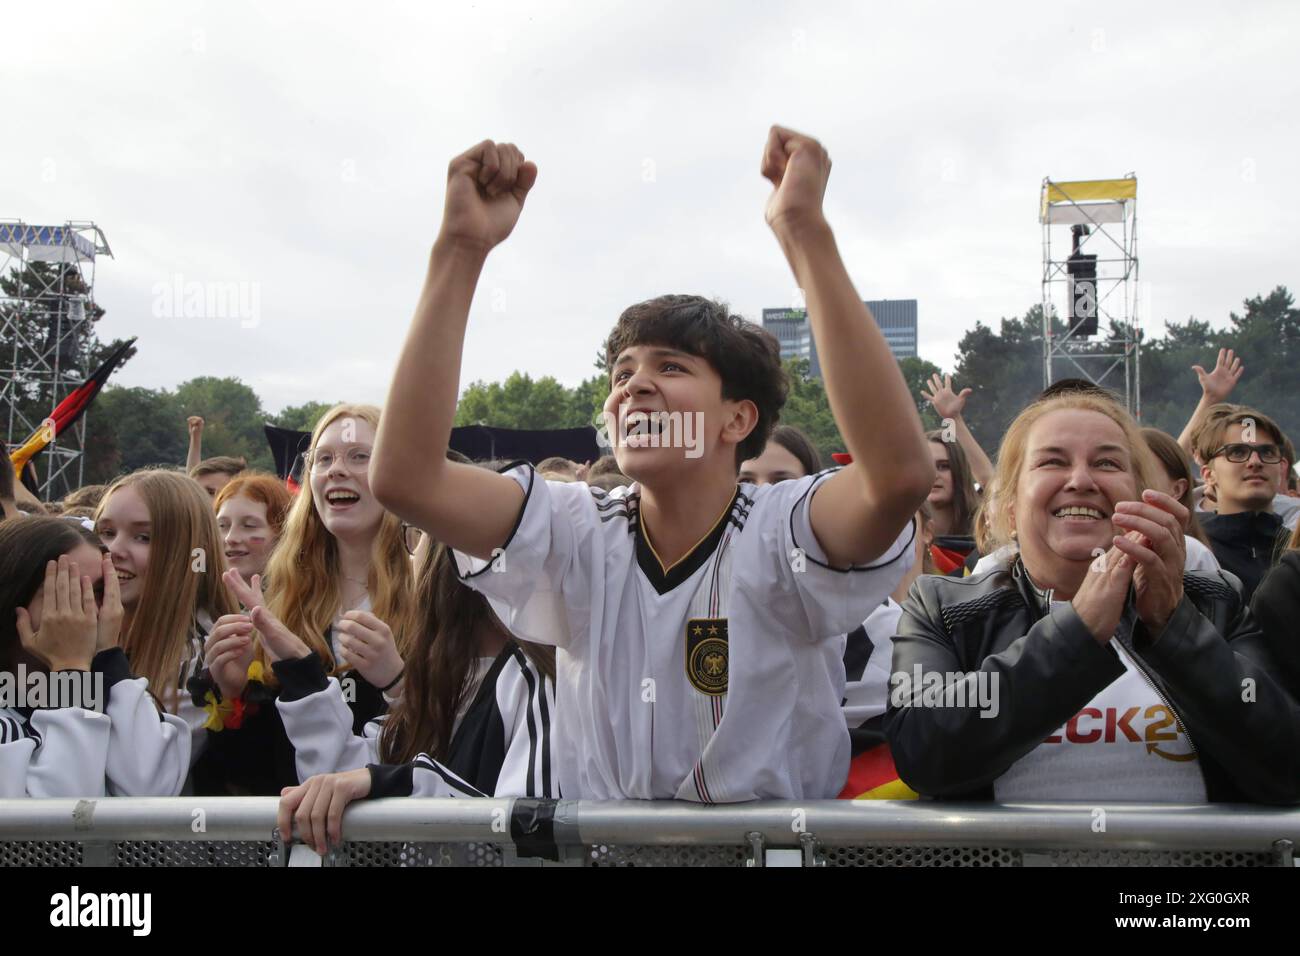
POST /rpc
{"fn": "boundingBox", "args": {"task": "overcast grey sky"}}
[4,0,1296,414]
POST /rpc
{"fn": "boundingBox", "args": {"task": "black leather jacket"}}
[885,560,1300,804]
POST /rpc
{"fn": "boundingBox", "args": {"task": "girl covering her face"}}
[1,515,193,796]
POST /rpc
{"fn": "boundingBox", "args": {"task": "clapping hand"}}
[1071,541,1135,645]
[205,614,256,701]
[333,611,403,689]
[1111,490,1187,637]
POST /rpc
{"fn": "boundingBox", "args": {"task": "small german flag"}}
[9,337,135,478]
[838,717,919,800]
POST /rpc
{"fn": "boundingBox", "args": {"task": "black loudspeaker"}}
[1067,252,1098,336]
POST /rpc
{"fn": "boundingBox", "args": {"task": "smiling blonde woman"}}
[886,391,1300,805]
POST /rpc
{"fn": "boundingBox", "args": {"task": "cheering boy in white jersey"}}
[373,126,935,801]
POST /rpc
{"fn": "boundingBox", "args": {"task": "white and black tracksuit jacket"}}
[275,642,556,799]
[0,648,191,798]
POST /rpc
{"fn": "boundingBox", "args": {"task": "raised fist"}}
[187,416,204,436]
[761,125,832,236]
[439,140,537,253]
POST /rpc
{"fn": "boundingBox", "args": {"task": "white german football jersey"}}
[453,463,915,802]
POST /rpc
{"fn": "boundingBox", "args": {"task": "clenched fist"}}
[439,140,538,253]
[761,125,832,237]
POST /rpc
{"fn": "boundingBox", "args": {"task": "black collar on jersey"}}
[635,487,740,595]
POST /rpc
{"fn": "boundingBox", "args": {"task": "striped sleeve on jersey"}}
[0,710,29,744]
[494,646,555,798]
[368,754,487,799]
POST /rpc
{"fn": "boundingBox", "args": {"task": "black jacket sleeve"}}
[1250,550,1300,703]
[1135,589,1300,805]
[885,576,1125,797]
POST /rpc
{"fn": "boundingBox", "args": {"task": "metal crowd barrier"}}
[0,799,1296,867]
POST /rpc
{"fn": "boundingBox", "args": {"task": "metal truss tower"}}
[0,221,113,499]
[1040,177,1140,416]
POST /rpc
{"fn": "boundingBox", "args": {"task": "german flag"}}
[931,534,976,576]
[9,337,136,477]
[838,717,919,800]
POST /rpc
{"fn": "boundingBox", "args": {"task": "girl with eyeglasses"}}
[193,404,418,795]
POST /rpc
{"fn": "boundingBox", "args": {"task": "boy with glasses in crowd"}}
[1193,403,1294,600]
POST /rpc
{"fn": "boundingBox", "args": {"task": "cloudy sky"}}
[4,0,1295,415]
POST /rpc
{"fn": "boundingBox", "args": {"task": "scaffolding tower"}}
[0,221,113,499]
[1039,177,1140,416]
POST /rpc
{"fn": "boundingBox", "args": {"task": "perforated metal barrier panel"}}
[1,800,1294,867]
[0,840,1279,867]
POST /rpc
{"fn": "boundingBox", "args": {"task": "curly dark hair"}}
[603,295,788,467]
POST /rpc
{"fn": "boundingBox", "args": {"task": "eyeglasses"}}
[304,446,372,474]
[1208,442,1283,465]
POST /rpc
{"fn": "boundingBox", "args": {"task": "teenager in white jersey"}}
[371,126,935,802]
[1,517,190,797]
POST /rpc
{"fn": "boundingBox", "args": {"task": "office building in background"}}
[762,299,917,377]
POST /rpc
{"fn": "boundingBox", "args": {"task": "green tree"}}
[568,374,609,429]
[777,357,844,466]
[455,372,586,430]
[83,386,185,482]
[175,377,273,471]
[951,307,1050,452]
[269,400,341,432]
[1212,287,1299,440]
[897,356,944,431]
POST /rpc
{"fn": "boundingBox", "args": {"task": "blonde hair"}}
[94,469,238,712]
[259,403,417,681]
[983,393,1162,554]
